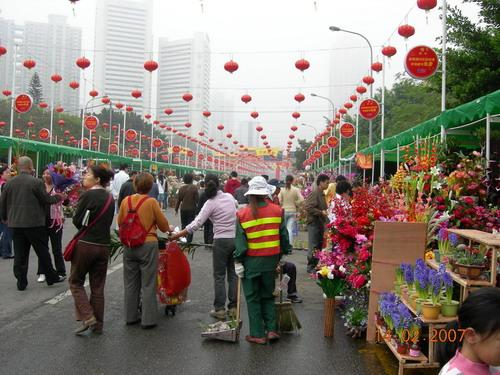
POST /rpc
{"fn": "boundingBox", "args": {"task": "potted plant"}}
[401,263,414,301]
[394,265,404,296]
[414,259,429,309]
[436,227,459,263]
[422,269,442,320]
[440,265,460,317]
[455,245,486,279]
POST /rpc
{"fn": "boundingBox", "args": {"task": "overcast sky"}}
[0,0,479,150]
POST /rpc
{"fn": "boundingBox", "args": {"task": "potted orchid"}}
[440,265,459,317]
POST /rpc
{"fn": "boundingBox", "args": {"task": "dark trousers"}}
[13,227,59,287]
[282,261,297,296]
[38,224,66,276]
[180,209,196,243]
[69,241,109,331]
[0,222,13,257]
[307,221,325,273]
[204,219,214,245]
[212,238,237,311]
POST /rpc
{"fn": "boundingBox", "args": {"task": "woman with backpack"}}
[118,172,171,329]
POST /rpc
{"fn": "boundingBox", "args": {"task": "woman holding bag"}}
[69,165,115,335]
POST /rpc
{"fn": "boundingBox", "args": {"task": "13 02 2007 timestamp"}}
[377,328,466,343]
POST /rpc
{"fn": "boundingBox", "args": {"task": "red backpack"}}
[119,195,154,248]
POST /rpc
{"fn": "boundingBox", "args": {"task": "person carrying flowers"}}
[233,176,291,344]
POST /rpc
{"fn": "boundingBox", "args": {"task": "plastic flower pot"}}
[409,344,422,357]
[422,302,441,320]
[441,300,460,317]
[396,341,408,355]
[416,298,425,314]
[409,294,418,310]
[456,263,484,280]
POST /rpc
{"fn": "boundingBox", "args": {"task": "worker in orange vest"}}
[234,176,291,345]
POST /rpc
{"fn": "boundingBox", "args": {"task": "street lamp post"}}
[311,93,336,169]
[329,26,374,147]
[301,122,320,170]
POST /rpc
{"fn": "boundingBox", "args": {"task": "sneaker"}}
[287,295,303,304]
[209,309,226,320]
[37,274,46,283]
[47,275,66,286]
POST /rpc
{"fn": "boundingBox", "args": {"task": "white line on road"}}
[44,262,123,305]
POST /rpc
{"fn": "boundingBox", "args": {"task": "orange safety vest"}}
[237,203,282,257]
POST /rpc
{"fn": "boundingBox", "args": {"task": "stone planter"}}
[441,300,460,317]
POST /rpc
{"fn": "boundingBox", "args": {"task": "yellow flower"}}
[425,250,435,260]
[319,266,329,277]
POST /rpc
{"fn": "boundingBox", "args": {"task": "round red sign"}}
[152,138,162,148]
[84,116,99,131]
[405,45,439,80]
[109,143,119,153]
[320,144,329,154]
[38,128,50,140]
[14,94,33,113]
[340,123,355,138]
[359,99,380,121]
[313,150,322,159]
[125,129,137,142]
[327,136,339,148]
[172,145,181,153]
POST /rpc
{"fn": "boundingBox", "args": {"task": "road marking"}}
[44,262,123,305]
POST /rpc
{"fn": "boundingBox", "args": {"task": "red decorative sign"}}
[38,128,50,141]
[198,154,205,160]
[152,138,162,148]
[84,115,99,131]
[313,150,322,159]
[340,123,355,138]
[172,145,181,153]
[405,45,439,80]
[320,144,329,154]
[207,155,213,162]
[187,150,194,157]
[359,99,380,120]
[327,136,339,148]
[14,94,33,113]
[125,129,137,142]
[109,143,119,153]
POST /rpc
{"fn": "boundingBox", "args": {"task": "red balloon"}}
[294,93,305,103]
[417,0,437,11]
[69,81,79,89]
[356,86,367,94]
[164,108,173,115]
[202,110,211,117]
[51,74,62,83]
[371,62,383,72]
[382,46,397,58]
[398,24,415,39]
[292,111,301,119]
[89,89,98,97]
[2,90,11,96]
[131,89,142,98]
[362,76,375,85]
[224,60,239,73]
[76,57,91,69]
[350,94,358,102]
[23,59,36,69]
[241,94,252,104]
[182,93,193,102]
[144,60,159,72]
[295,58,310,72]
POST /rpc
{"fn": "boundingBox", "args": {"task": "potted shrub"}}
[455,245,486,280]
[422,269,442,320]
[440,265,460,317]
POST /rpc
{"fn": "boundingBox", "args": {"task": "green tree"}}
[294,138,312,169]
[28,72,44,104]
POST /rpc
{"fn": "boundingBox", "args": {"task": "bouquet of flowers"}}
[48,162,80,192]
[314,259,347,298]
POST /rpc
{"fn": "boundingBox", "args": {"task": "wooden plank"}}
[399,296,457,324]
[375,324,428,363]
[447,229,500,247]
[426,259,493,288]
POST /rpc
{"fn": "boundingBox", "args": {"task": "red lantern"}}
[55,106,64,113]
[101,97,110,104]
[144,60,159,72]
[250,111,259,119]
[182,93,193,102]
[164,108,173,115]
[256,126,263,132]
[288,134,295,139]
[292,111,301,119]
[350,95,358,102]
[217,124,224,131]
[241,94,252,104]
[58,119,65,126]
[64,130,70,136]
[382,46,397,58]
[184,122,192,128]
[89,89,98,97]
[224,60,239,74]
[263,141,268,146]
[39,102,48,108]
[226,133,232,139]
[290,125,298,132]
[39,128,50,141]
[69,81,79,89]
[294,93,305,103]
[23,59,36,69]
[144,114,152,120]
[371,62,383,73]
[344,102,353,109]
[112,125,118,131]
[0,121,6,127]
[398,24,415,39]
[356,86,367,94]
[0,46,6,56]
[131,89,142,98]
[153,138,163,148]
[233,140,238,145]
[203,110,211,117]
[76,56,91,69]
[126,106,133,112]
[295,58,310,72]
[198,131,205,136]
[27,121,34,128]
[417,0,437,11]
[109,143,119,153]
[102,122,109,129]
[208,138,214,142]
[2,90,11,96]
[362,76,374,85]
[260,135,267,140]
[51,74,62,83]
[339,108,347,115]
[115,102,124,109]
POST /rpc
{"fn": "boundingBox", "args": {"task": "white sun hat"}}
[244,176,270,196]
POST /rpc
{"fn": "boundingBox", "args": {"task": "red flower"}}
[463,196,474,205]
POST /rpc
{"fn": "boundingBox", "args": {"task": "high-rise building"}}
[0,15,81,110]
[94,0,153,114]
[157,33,210,135]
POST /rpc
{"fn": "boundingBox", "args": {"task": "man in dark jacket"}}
[234,178,249,206]
[117,171,137,209]
[0,156,65,290]
[304,174,330,273]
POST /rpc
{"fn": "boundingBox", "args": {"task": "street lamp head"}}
[329,26,341,32]
[310,93,318,97]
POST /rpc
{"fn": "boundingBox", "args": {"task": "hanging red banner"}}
[340,123,355,138]
[84,115,99,131]
[172,145,181,153]
[38,128,50,141]
[404,45,439,80]
[359,99,380,120]
[320,144,329,154]
[125,129,137,142]
[327,136,339,148]
[14,94,33,113]
[152,138,162,148]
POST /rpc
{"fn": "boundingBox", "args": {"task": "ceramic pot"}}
[422,302,441,320]
[441,300,460,317]
[396,341,408,355]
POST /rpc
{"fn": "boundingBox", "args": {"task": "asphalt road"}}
[0,208,417,375]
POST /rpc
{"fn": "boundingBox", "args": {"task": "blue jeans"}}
[284,212,297,247]
[0,222,13,257]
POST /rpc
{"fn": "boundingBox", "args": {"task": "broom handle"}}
[279,264,283,304]
[236,276,241,323]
